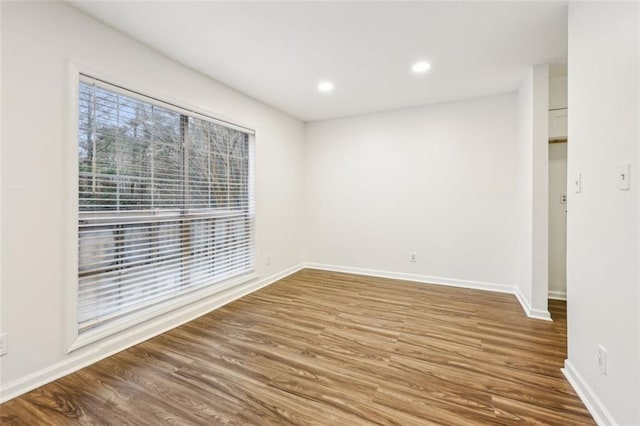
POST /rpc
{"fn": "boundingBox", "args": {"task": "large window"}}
[77,75,254,335]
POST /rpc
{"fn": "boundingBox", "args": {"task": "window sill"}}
[68,270,258,353]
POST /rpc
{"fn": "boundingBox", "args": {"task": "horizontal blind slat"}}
[77,268,253,331]
[79,237,253,277]
[79,226,252,262]
[78,254,254,302]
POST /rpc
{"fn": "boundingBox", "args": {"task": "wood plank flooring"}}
[0,269,593,425]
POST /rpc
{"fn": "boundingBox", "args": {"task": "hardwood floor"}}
[0,269,592,425]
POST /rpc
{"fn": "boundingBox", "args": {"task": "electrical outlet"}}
[409,252,416,263]
[597,345,607,375]
[0,333,7,356]
[266,255,272,266]
[560,194,567,204]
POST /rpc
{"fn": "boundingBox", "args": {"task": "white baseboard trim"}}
[562,359,617,426]
[306,263,554,322]
[0,263,304,404]
[548,290,567,301]
[305,262,516,294]
[514,287,552,321]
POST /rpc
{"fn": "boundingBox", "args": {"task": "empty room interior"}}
[1,1,639,425]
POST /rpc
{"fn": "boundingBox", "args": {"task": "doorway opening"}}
[548,64,568,325]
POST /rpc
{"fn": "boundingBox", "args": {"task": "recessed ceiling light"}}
[411,61,431,74]
[318,81,334,93]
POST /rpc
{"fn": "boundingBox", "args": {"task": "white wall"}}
[531,65,549,315]
[0,0,4,386]
[638,8,640,425]
[515,65,550,319]
[549,75,568,110]
[1,1,304,398]
[566,2,639,424]
[548,143,567,298]
[516,70,534,305]
[304,94,518,289]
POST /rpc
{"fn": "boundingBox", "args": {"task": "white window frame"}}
[64,62,258,352]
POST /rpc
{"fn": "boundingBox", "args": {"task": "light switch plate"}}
[573,173,582,193]
[597,344,608,375]
[0,333,7,356]
[619,163,631,190]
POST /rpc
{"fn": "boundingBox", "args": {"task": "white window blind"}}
[77,75,255,333]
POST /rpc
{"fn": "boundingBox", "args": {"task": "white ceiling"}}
[69,1,568,122]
